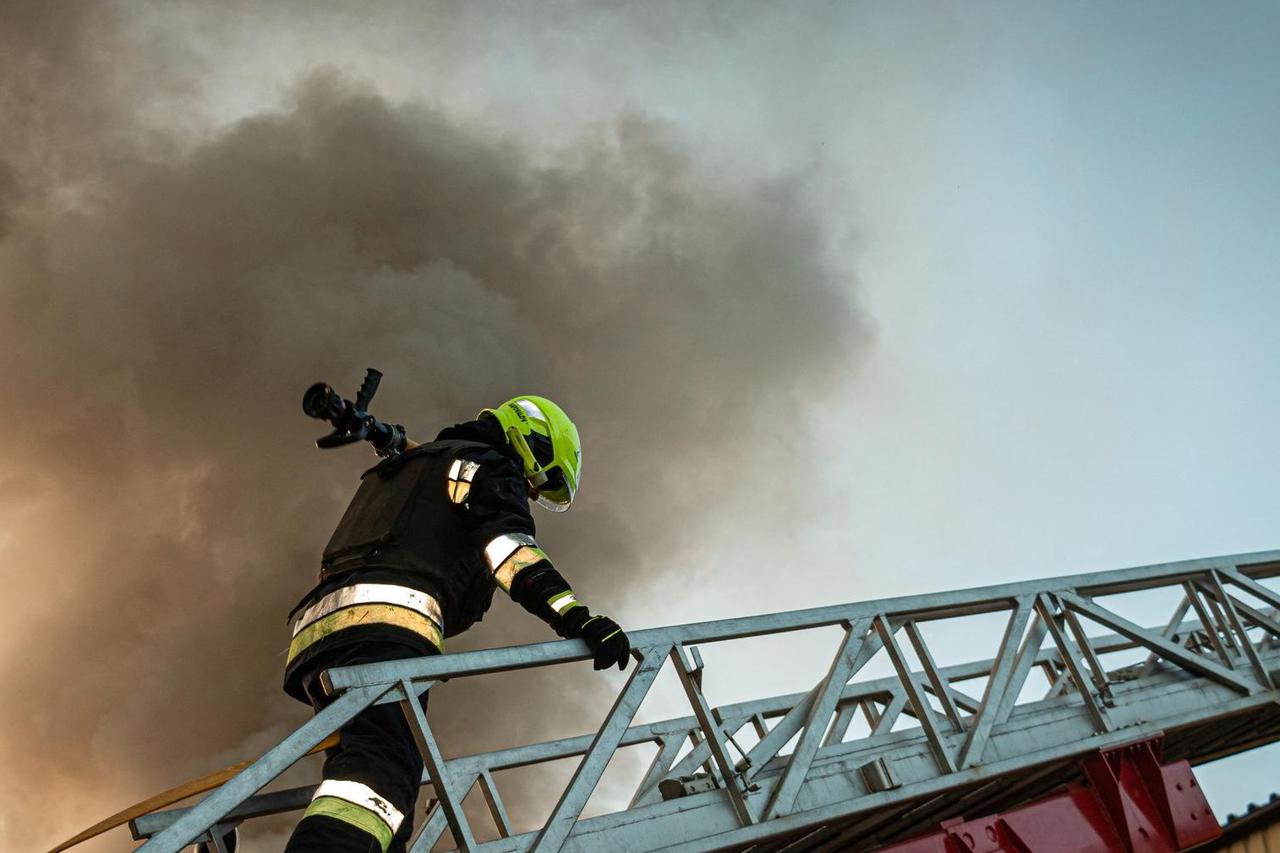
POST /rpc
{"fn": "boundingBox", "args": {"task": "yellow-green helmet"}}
[480,395,582,512]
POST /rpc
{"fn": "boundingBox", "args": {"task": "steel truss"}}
[131,550,1280,853]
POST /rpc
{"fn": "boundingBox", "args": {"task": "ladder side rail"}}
[130,786,316,839]
[323,551,1280,693]
[137,683,390,853]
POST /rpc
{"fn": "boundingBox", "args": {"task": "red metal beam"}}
[873,737,1220,853]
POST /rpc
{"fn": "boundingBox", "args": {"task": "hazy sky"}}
[4,2,1279,850]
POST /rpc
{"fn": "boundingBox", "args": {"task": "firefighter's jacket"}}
[283,419,551,702]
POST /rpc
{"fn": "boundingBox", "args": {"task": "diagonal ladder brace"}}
[1057,591,1259,694]
[739,623,888,789]
[529,644,671,853]
[764,617,876,819]
[399,679,478,853]
[1197,572,1276,689]
[903,621,965,732]
[875,615,957,775]
[139,684,391,853]
[1182,580,1235,668]
[671,644,757,827]
[1036,594,1113,733]
[956,596,1034,768]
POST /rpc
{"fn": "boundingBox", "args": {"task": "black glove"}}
[557,607,630,670]
[580,614,630,671]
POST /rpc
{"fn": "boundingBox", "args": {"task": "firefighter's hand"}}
[579,614,630,671]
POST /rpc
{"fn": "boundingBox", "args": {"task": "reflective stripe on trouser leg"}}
[286,646,430,853]
[303,779,405,852]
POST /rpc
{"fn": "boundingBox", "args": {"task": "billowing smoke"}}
[1,3,865,851]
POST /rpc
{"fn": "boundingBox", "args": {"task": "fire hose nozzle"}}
[302,369,408,457]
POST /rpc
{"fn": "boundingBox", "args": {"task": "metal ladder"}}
[129,549,1280,852]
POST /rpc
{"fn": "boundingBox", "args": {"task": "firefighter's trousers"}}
[284,643,434,853]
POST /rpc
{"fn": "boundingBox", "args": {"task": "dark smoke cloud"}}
[0,4,865,851]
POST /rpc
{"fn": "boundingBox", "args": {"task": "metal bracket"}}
[659,774,719,800]
[859,757,900,793]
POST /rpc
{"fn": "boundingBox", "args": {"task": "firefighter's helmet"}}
[481,396,582,512]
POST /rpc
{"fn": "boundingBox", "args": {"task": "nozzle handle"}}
[355,368,382,413]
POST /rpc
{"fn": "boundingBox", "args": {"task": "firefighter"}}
[279,395,630,853]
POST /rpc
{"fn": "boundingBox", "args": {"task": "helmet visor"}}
[535,492,572,512]
[533,465,574,512]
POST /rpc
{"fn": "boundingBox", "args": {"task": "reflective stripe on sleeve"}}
[548,591,580,615]
[304,779,405,851]
[484,533,550,592]
[484,532,537,571]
